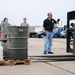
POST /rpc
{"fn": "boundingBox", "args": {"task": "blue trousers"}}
[44,31,53,52]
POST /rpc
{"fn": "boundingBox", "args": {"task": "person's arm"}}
[1,23,5,35]
[56,19,60,24]
[43,20,46,36]
[43,27,45,32]
[43,20,46,32]
[8,23,11,26]
[27,24,29,35]
[54,19,60,24]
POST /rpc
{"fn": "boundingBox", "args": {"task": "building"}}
[29,26,41,32]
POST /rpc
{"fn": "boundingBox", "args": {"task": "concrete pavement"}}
[0,38,75,75]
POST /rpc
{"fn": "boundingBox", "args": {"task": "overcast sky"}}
[0,0,75,26]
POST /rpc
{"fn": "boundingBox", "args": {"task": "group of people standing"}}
[1,17,29,38]
[1,12,60,54]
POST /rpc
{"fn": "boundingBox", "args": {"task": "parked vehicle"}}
[38,31,44,38]
[53,28,63,38]
[29,27,42,38]
[60,29,67,38]
[37,28,63,38]
[29,31,37,38]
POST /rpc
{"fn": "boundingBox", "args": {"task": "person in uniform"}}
[1,17,11,38]
[21,18,29,27]
[1,18,11,59]
[20,18,29,35]
[43,12,60,54]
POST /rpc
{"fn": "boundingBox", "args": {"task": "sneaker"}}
[48,52,54,54]
[44,51,46,54]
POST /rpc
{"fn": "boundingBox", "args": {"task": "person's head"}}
[3,18,8,23]
[47,12,53,19]
[23,18,27,23]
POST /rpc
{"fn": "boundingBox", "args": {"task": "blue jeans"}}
[44,31,53,52]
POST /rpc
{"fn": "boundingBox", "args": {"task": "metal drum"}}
[7,26,28,60]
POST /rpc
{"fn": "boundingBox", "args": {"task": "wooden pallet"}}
[0,60,6,65]
[0,59,31,66]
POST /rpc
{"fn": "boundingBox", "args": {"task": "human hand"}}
[43,32,46,36]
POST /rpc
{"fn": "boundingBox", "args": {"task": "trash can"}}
[7,26,28,60]
[73,31,75,54]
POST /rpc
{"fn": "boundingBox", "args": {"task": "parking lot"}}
[0,38,75,75]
